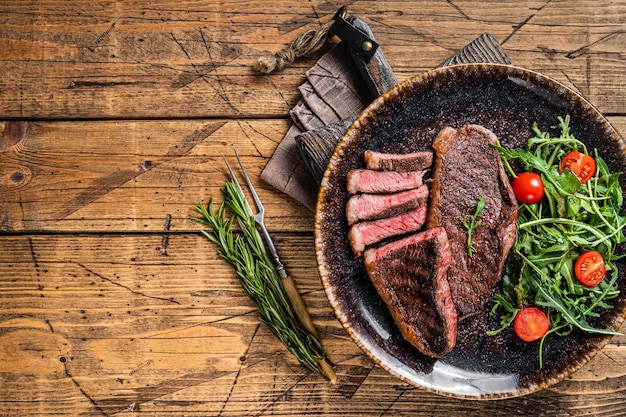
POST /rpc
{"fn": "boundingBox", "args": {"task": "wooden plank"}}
[2,1,626,119]
[3,116,626,233]
[0,118,314,232]
[0,233,625,416]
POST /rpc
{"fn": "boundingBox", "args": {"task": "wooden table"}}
[2,1,626,415]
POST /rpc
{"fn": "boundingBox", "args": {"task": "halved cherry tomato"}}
[559,151,596,184]
[574,250,606,286]
[514,307,550,342]
[512,172,545,204]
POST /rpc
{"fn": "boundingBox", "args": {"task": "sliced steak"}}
[364,227,457,358]
[346,169,426,194]
[346,185,429,225]
[348,206,427,256]
[426,125,518,319]
[365,150,433,172]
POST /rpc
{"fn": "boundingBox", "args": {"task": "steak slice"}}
[346,185,429,225]
[426,125,518,319]
[348,206,427,256]
[346,169,426,194]
[365,150,433,172]
[364,227,457,358]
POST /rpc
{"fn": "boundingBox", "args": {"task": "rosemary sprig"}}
[192,181,327,376]
[463,197,486,257]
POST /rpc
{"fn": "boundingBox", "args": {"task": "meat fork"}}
[222,150,320,339]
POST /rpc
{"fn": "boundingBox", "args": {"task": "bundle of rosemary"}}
[192,181,333,379]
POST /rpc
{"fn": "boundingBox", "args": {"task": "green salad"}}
[489,116,626,366]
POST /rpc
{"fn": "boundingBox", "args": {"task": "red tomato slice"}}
[512,172,544,204]
[559,151,596,183]
[514,307,550,342]
[574,251,606,286]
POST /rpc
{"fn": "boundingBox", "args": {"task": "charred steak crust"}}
[364,227,457,358]
[426,125,518,319]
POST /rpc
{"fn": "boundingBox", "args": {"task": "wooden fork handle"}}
[281,275,319,339]
[281,275,337,383]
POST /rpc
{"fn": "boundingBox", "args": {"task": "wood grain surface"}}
[2,1,626,416]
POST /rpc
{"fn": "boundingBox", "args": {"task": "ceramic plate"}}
[315,64,626,399]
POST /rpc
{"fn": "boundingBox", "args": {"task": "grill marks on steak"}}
[346,169,426,194]
[346,185,429,225]
[426,125,518,319]
[365,150,433,172]
[364,227,457,358]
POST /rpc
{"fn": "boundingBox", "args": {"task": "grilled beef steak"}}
[349,206,428,256]
[364,227,457,358]
[364,150,433,172]
[346,169,426,194]
[346,185,429,225]
[426,125,518,319]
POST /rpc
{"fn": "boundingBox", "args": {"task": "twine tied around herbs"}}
[254,7,348,74]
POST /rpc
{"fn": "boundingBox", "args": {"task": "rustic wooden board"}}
[3,1,626,416]
[1,1,626,119]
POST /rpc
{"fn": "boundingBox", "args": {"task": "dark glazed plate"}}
[315,64,626,399]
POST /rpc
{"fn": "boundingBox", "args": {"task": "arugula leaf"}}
[463,197,486,257]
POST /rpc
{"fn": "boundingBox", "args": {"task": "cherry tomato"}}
[574,251,606,286]
[514,307,550,342]
[559,151,596,184]
[512,172,545,204]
